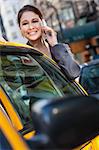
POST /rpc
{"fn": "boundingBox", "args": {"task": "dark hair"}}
[17,5,43,26]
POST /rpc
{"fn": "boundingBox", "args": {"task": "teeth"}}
[29,31,37,35]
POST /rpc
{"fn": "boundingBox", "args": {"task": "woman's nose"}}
[28,23,34,29]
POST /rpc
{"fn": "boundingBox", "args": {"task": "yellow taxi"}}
[0,106,30,150]
[0,41,99,149]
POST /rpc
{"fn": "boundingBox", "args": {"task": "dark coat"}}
[27,42,80,80]
[50,43,80,80]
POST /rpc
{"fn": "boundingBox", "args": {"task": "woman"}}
[17,5,80,80]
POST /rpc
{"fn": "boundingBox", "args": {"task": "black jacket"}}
[50,43,80,80]
[27,42,80,80]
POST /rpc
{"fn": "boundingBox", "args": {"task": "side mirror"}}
[31,96,99,149]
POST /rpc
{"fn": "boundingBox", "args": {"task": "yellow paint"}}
[91,136,99,150]
[24,130,36,139]
[0,108,30,150]
[75,80,88,95]
[0,86,23,130]
[0,41,32,48]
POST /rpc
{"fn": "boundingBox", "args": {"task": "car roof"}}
[0,41,56,64]
[0,41,33,49]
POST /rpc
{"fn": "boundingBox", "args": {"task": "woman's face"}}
[20,11,42,41]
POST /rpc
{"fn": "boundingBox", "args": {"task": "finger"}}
[41,26,53,32]
[42,27,57,38]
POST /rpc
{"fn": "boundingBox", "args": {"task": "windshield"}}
[0,46,85,126]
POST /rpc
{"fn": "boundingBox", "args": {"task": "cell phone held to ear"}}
[41,19,48,27]
[41,19,52,37]
[41,19,53,46]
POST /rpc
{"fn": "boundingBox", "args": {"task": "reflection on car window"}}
[0,53,62,125]
[0,46,85,128]
[33,55,80,95]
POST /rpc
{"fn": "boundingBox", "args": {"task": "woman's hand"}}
[42,26,58,47]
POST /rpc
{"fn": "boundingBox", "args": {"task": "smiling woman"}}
[19,11,43,44]
[17,5,80,80]
[17,5,55,58]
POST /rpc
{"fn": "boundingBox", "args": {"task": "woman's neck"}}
[29,38,42,49]
[28,38,52,58]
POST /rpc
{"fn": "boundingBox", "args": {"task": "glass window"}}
[0,53,62,125]
[0,46,85,127]
[11,32,18,39]
[31,54,83,96]
[8,20,14,26]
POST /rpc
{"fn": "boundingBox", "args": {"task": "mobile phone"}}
[41,19,48,27]
[42,19,52,37]
[41,19,52,45]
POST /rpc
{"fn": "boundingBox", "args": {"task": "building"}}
[0,0,33,43]
[0,0,99,44]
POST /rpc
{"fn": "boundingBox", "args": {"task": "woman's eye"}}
[22,22,28,25]
[32,20,39,23]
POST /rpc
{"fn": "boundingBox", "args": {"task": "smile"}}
[28,31,37,35]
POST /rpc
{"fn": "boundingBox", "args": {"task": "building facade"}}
[0,0,99,43]
[0,0,33,43]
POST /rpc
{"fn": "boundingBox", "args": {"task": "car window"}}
[79,62,99,94]
[32,54,83,96]
[0,45,86,128]
[0,53,62,126]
